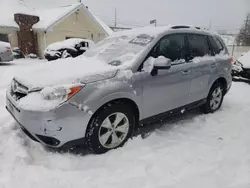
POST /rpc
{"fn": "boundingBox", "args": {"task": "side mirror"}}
[154,56,171,70]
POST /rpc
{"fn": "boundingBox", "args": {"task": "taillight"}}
[6,47,11,52]
[228,57,234,63]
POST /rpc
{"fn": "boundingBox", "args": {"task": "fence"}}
[227,46,250,60]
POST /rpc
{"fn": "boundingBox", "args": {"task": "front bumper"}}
[6,95,92,148]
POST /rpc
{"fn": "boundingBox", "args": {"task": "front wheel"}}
[202,83,224,113]
[85,103,135,154]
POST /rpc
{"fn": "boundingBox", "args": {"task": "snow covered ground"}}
[0,59,250,188]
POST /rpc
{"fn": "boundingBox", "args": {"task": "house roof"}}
[32,3,82,31]
[32,3,113,36]
[0,3,28,30]
[0,3,113,36]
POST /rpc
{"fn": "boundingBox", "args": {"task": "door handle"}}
[181,70,190,75]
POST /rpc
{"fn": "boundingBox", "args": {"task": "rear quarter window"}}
[208,36,221,55]
[214,36,224,52]
[208,35,227,55]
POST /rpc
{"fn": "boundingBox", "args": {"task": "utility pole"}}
[208,20,212,29]
[114,8,117,28]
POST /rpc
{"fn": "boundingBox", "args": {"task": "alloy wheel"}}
[210,87,223,110]
[98,112,130,149]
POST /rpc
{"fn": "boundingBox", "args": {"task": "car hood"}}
[14,57,119,90]
[238,51,250,69]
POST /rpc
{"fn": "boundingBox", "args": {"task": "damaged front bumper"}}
[6,94,92,148]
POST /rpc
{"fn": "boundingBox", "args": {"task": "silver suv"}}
[6,26,232,154]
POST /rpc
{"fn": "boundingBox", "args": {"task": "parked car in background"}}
[44,38,94,61]
[0,41,14,62]
[12,47,25,59]
[232,50,250,79]
[6,26,232,154]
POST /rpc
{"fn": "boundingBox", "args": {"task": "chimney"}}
[14,13,40,55]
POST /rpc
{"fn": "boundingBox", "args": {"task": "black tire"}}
[85,102,135,154]
[202,82,224,114]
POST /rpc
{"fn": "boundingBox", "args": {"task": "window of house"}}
[151,34,186,62]
[0,34,9,42]
[187,34,210,58]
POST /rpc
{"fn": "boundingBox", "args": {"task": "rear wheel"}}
[202,82,224,113]
[85,103,135,154]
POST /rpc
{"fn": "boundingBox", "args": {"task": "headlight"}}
[41,84,84,101]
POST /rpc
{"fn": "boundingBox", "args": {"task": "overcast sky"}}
[5,0,250,33]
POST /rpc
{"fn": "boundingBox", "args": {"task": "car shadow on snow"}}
[134,108,202,139]
[0,62,14,66]
[43,108,203,156]
[14,107,202,156]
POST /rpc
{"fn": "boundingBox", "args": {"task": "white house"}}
[0,3,113,57]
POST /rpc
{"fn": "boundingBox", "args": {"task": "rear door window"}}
[187,34,211,59]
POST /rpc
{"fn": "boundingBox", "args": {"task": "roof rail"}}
[171,25,202,30]
[171,25,190,29]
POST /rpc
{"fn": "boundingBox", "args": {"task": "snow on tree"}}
[236,13,250,46]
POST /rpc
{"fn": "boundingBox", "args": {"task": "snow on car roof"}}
[238,50,250,68]
[0,41,11,47]
[110,25,215,39]
[0,41,11,52]
[46,38,94,51]
[110,25,172,38]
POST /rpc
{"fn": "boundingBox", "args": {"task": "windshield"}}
[84,34,154,66]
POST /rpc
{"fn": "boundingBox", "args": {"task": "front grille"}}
[10,79,29,101]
